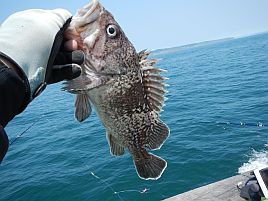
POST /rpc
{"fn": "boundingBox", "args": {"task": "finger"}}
[64,39,78,51]
[64,28,80,40]
[71,50,85,65]
[54,50,85,65]
[47,64,82,84]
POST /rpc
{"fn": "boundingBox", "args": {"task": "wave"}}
[238,144,268,173]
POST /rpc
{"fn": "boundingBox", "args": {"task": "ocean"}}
[1,33,268,201]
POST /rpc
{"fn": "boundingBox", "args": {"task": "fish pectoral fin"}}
[131,148,167,180]
[62,75,93,93]
[145,119,170,150]
[62,75,112,93]
[106,132,124,156]
[75,93,91,122]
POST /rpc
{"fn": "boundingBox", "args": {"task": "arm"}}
[0,9,84,163]
[0,124,8,163]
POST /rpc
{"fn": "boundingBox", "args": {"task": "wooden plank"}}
[164,173,251,201]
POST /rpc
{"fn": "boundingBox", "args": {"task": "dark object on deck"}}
[239,174,263,201]
[163,172,255,201]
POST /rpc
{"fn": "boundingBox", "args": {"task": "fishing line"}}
[114,188,149,194]
[199,121,265,127]
[9,116,44,146]
[7,115,148,201]
[9,119,264,146]
[81,159,150,201]
[82,162,124,201]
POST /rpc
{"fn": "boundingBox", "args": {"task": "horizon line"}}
[150,30,268,52]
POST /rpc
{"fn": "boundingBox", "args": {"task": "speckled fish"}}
[63,0,170,180]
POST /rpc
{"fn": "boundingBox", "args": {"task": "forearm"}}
[0,124,8,163]
[0,63,29,127]
[0,62,27,163]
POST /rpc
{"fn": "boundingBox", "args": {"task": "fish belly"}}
[87,77,144,145]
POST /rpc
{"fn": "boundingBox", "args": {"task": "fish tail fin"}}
[133,149,167,180]
[75,93,91,122]
[146,119,170,150]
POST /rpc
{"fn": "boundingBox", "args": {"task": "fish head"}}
[67,0,139,77]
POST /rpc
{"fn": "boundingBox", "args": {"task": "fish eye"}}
[106,25,117,38]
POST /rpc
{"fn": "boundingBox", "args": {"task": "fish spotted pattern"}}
[63,0,170,180]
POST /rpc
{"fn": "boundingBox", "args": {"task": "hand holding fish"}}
[0,8,84,99]
[0,8,85,163]
[0,1,170,181]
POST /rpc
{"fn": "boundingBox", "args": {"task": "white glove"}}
[0,9,83,99]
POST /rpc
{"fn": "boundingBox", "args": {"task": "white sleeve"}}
[0,9,72,97]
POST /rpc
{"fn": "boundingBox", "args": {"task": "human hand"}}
[46,42,84,85]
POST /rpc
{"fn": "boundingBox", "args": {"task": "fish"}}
[63,0,170,180]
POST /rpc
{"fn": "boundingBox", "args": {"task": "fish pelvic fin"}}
[75,93,91,122]
[106,132,124,156]
[131,148,167,180]
[145,119,170,150]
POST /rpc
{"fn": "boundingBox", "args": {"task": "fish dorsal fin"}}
[139,50,168,113]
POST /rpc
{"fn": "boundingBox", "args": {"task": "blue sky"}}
[1,0,268,51]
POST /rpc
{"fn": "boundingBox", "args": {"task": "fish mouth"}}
[71,0,129,78]
[70,0,103,33]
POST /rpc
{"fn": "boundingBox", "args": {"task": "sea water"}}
[1,33,268,201]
